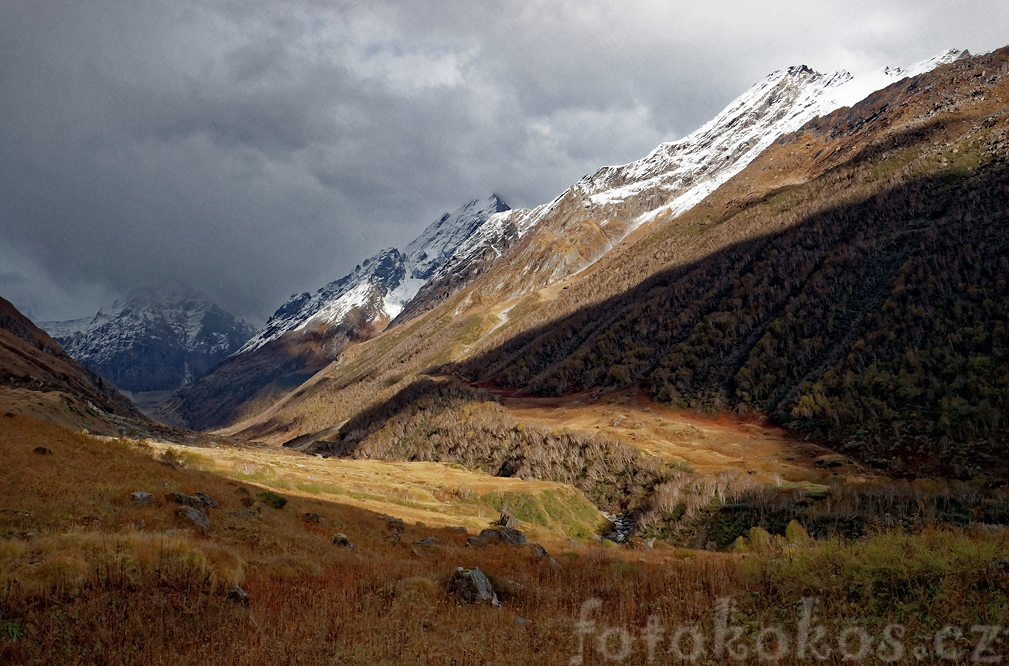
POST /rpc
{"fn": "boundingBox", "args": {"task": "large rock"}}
[130,491,156,505]
[496,510,520,529]
[332,533,356,549]
[176,506,210,532]
[226,584,249,607]
[473,527,528,547]
[448,567,499,606]
[166,491,217,510]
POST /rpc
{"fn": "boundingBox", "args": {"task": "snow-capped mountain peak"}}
[399,49,967,315]
[236,194,510,354]
[42,285,256,392]
[405,194,510,280]
[580,49,966,226]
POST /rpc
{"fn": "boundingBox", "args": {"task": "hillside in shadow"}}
[443,164,1009,479]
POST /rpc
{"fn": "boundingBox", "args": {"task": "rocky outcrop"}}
[448,567,499,606]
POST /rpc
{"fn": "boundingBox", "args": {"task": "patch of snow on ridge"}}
[235,195,510,354]
[616,48,967,228]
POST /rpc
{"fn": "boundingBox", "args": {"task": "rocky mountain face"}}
[173,49,979,438]
[398,49,967,321]
[0,296,144,433]
[161,195,510,429]
[43,287,255,393]
[239,195,509,355]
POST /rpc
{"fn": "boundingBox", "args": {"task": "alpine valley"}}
[5,43,1009,665]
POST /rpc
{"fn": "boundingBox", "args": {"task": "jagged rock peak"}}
[236,194,510,354]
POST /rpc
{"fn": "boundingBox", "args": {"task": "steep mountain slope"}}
[399,49,966,320]
[223,47,1009,483]
[450,47,1009,478]
[161,195,509,429]
[43,287,255,393]
[239,195,509,355]
[0,296,144,433]
[182,53,962,433]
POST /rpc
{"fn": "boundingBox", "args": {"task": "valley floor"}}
[3,414,1008,664]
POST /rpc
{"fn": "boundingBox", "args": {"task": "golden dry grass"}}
[2,415,1008,664]
[141,437,607,539]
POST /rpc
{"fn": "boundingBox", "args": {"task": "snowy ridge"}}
[237,194,510,354]
[41,286,256,392]
[419,49,965,295]
[582,48,966,227]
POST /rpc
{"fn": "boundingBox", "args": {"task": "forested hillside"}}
[448,50,1009,478]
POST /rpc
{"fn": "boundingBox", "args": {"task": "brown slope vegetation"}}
[454,164,1009,479]
[0,296,145,434]
[5,416,1009,663]
[225,49,1008,443]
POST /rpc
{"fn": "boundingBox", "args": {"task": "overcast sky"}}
[2,0,1007,324]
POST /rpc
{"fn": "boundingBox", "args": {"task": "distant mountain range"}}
[42,287,255,393]
[237,195,511,355]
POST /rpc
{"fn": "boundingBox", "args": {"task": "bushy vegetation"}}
[4,415,1009,664]
[455,158,1009,478]
[324,379,677,515]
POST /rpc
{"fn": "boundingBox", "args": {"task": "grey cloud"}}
[1,0,1007,323]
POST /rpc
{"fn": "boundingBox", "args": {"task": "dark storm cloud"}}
[2,0,1007,322]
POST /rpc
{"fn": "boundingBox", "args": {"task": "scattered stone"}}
[176,506,210,532]
[381,515,405,530]
[193,492,218,509]
[233,508,258,519]
[235,486,250,496]
[226,585,249,607]
[449,526,468,535]
[515,617,532,626]
[240,497,255,508]
[522,542,550,559]
[332,533,355,549]
[416,536,439,547]
[477,527,528,547]
[448,567,499,606]
[381,514,404,542]
[3,412,15,418]
[166,491,193,505]
[166,491,217,509]
[130,491,156,505]
[496,510,520,529]
[302,512,322,524]
[32,446,52,455]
